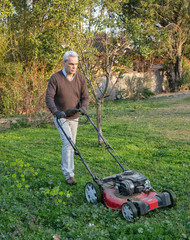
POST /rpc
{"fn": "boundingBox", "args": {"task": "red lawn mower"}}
[56,108,177,222]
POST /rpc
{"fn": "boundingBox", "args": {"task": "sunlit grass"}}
[0,94,190,239]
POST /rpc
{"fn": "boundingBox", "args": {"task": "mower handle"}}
[56,117,98,182]
[55,108,125,184]
[84,113,125,172]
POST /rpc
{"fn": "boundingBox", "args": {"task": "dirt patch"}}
[151,90,190,100]
[0,113,52,130]
[0,118,18,130]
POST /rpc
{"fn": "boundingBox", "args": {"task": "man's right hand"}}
[53,111,66,119]
[79,107,87,115]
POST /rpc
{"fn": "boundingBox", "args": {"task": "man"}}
[45,51,89,185]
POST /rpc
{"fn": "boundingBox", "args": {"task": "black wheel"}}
[163,189,177,207]
[84,182,102,203]
[121,201,138,222]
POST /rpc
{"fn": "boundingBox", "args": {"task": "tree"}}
[152,0,190,91]
[65,0,130,143]
[0,0,90,115]
[0,0,14,65]
[1,0,87,66]
[121,0,190,92]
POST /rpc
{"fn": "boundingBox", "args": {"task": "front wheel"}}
[121,201,138,222]
[163,189,177,207]
[84,182,102,203]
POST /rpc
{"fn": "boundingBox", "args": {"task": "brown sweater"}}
[45,70,89,119]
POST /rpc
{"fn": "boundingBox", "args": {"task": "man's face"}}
[64,57,78,76]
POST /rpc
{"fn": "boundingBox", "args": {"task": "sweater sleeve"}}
[45,76,58,114]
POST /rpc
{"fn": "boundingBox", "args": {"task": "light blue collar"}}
[62,68,75,81]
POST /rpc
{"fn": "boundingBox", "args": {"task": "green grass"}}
[0,95,190,239]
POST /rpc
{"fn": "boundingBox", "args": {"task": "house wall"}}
[96,69,167,101]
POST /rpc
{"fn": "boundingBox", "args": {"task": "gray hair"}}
[63,51,78,62]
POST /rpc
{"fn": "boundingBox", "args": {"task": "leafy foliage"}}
[122,76,154,100]
[0,61,58,119]
[121,0,190,91]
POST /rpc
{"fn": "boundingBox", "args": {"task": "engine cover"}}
[115,170,147,196]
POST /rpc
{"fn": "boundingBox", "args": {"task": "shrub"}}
[0,62,48,116]
[181,69,190,90]
[142,87,155,98]
[122,76,154,100]
[0,61,57,126]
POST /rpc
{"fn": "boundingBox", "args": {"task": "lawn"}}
[0,94,190,240]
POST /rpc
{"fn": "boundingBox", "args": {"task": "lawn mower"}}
[56,108,177,222]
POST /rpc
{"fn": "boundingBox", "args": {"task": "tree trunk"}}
[167,55,183,92]
[97,101,103,145]
[175,55,183,89]
[166,62,176,92]
[169,42,183,91]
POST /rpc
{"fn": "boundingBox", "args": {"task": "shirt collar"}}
[62,68,75,81]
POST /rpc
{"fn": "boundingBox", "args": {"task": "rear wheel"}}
[121,201,138,222]
[84,182,102,203]
[163,189,177,207]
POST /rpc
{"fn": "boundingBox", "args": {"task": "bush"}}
[142,87,155,98]
[122,76,154,100]
[181,69,190,90]
[0,62,48,116]
[0,61,57,126]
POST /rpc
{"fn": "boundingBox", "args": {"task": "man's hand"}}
[53,111,66,119]
[79,107,87,115]
[65,108,79,117]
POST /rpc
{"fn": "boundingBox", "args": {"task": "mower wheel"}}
[121,202,138,222]
[163,189,177,207]
[84,182,102,203]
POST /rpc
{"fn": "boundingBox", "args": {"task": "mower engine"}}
[115,170,152,196]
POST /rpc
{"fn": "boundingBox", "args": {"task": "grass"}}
[0,95,190,239]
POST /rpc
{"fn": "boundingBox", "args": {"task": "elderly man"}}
[45,51,89,185]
